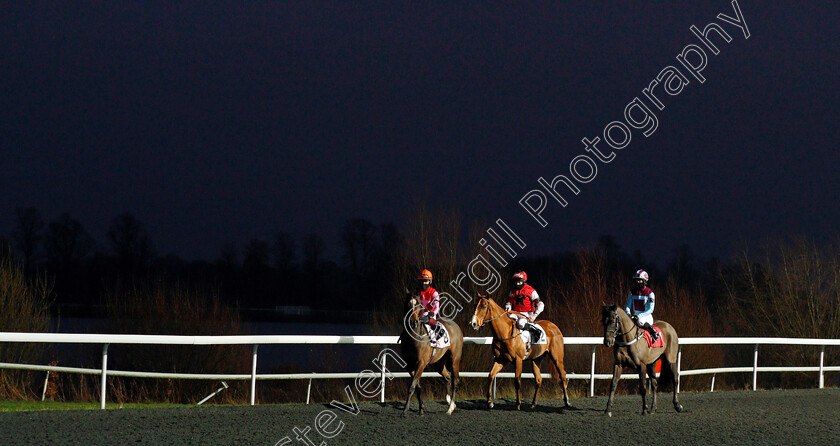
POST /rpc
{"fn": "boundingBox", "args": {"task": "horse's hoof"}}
[605,411,612,418]
[488,401,494,410]
[675,404,684,413]
[446,402,456,415]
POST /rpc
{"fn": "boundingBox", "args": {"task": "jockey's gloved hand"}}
[631,315,638,322]
[421,313,430,324]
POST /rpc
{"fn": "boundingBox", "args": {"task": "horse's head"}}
[470,294,492,330]
[404,288,423,323]
[601,304,621,348]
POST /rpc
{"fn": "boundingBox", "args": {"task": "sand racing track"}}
[1,388,838,445]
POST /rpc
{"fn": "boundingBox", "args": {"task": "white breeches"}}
[509,313,534,329]
[636,314,654,326]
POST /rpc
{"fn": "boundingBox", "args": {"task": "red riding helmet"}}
[512,271,527,282]
[418,269,433,281]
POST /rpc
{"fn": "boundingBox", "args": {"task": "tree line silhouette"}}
[2,207,408,316]
[2,205,839,401]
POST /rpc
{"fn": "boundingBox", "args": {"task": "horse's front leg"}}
[605,363,623,417]
[486,360,505,409]
[639,366,648,415]
[403,360,427,417]
[647,362,658,414]
[514,357,523,410]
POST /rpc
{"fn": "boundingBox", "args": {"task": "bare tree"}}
[243,239,270,271]
[302,234,325,271]
[272,232,296,271]
[107,213,155,274]
[341,218,379,276]
[12,207,44,272]
[44,213,94,269]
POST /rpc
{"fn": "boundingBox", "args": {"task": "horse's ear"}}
[404,287,411,296]
[478,293,487,298]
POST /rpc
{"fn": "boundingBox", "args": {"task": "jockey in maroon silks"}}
[505,271,545,342]
[625,269,659,342]
[416,269,443,342]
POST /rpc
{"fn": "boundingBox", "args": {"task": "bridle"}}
[474,298,521,341]
[405,297,432,341]
[605,309,645,347]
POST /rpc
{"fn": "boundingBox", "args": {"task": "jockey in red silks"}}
[416,269,443,342]
[505,271,545,343]
[625,269,659,342]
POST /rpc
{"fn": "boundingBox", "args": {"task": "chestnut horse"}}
[470,296,571,410]
[400,293,463,416]
[601,304,683,416]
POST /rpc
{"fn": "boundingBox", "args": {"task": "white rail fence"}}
[0,333,838,409]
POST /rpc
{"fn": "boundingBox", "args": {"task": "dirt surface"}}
[1,388,838,445]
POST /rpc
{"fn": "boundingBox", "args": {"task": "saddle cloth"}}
[519,324,548,345]
[644,326,664,348]
[425,323,451,349]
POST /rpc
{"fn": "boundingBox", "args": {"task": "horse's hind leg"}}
[530,358,543,409]
[435,360,452,404]
[670,361,683,413]
[550,346,572,408]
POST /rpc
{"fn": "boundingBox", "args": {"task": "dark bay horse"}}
[400,293,463,416]
[470,296,571,410]
[601,304,683,416]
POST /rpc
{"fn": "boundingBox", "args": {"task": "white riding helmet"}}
[633,269,649,283]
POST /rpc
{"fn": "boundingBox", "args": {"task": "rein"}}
[607,312,645,347]
[475,298,521,341]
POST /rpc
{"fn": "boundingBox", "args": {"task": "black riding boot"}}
[643,323,658,342]
[526,323,542,343]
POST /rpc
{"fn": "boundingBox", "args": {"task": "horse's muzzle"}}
[603,338,613,348]
[469,316,479,331]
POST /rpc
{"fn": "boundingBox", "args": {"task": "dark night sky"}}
[2,1,839,264]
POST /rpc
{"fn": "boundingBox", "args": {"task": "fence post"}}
[676,345,682,394]
[380,354,387,403]
[710,373,716,392]
[306,376,313,404]
[250,345,258,405]
[819,345,825,389]
[589,345,596,397]
[41,371,50,401]
[752,344,759,391]
[100,344,109,409]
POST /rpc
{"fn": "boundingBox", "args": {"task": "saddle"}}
[425,323,451,349]
[642,326,664,348]
[519,323,547,358]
